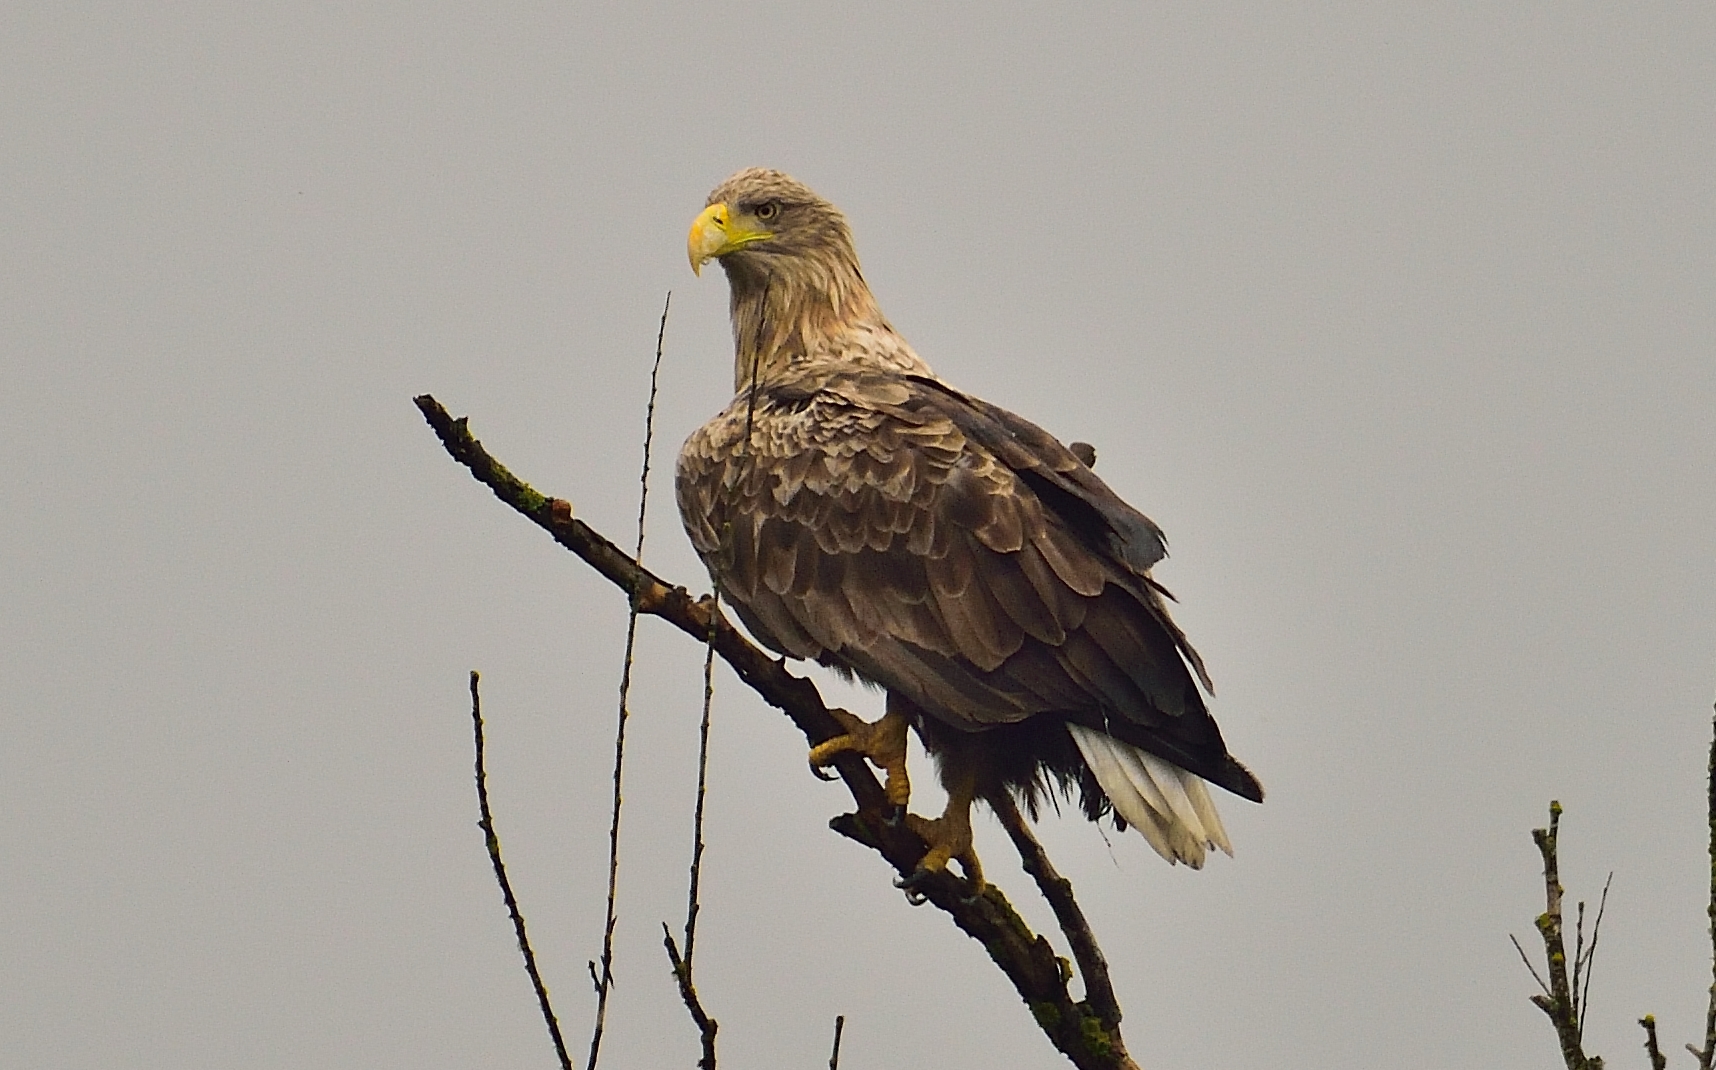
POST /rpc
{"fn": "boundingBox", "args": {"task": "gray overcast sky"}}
[4,4,1714,1068]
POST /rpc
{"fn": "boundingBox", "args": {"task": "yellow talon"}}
[808,706,912,809]
[906,777,985,892]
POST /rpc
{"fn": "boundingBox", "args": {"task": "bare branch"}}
[663,926,718,1070]
[469,671,574,1070]
[416,395,1139,1069]
[587,294,672,1070]
[1576,873,1613,1047]
[1694,705,1716,1070]
[1511,933,1552,1000]
[1638,1015,1667,1070]
[991,793,1120,1028]
[828,1015,846,1070]
[1573,898,1587,1030]
[682,631,716,965]
[1518,801,1604,1070]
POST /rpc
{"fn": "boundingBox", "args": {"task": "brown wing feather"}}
[676,367,1259,801]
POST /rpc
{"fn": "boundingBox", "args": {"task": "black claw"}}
[892,871,930,906]
[882,804,906,827]
[810,762,838,782]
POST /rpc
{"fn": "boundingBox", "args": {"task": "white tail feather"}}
[1113,744,1197,839]
[1065,728,1177,861]
[1183,775,1233,856]
[1136,750,1207,841]
[1125,748,1208,864]
[1065,723,1232,868]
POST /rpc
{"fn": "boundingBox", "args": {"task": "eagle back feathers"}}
[675,365,1259,802]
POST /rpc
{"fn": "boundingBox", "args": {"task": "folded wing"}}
[676,368,1261,803]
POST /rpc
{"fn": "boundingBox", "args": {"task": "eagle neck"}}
[724,255,928,392]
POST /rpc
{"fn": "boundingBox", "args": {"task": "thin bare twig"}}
[667,553,719,1063]
[663,926,718,1070]
[1640,1015,1668,1070]
[1573,897,1588,1033]
[828,1015,846,1070]
[667,292,727,1048]
[680,633,717,962]
[1511,933,1552,999]
[668,600,717,1059]
[1575,873,1612,1047]
[470,671,573,1070]
[586,294,672,1070]
[415,395,1140,1069]
[674,288,762,970]
[684,288,743,972]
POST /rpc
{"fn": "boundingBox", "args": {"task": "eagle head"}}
[688,168,859,282]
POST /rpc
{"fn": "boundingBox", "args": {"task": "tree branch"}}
[991,793,1121,1028]
[663,926,718,1070]
[470,671,574,1070]
[1640,1015,1667,1070]
[828,1015,846,1070]
[415,395,1137,1070]
[1697,706,1716,1070]
[1575,873,1612,1049]
[1510,933,1551,1000]
[1517,801,1604,1070]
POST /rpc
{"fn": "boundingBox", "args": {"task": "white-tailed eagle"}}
[677,168,1262,888]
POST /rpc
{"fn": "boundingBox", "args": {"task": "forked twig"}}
[470,671,573,1070]
[1574,873,1612,1047]
[663,926,718,1070]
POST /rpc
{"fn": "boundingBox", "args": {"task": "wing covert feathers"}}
[677,365,1260,809]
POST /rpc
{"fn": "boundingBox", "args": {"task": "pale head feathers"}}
[698,168,931,391]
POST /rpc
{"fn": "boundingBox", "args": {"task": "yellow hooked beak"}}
[688,202,773,275]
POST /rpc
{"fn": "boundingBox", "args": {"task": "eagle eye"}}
[754,201,780,221]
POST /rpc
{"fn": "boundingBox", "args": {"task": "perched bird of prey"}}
[677,168,1261,887]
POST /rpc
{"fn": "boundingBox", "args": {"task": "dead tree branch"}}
[590,291,672,1070]
[1641,1015,1668,1070]
[663,926,718,1070]
[828,1015,846,1070]
[1574,874,1613,1049]
[991,793,1119,1025]
[415,394,1138,1070]
[470,671,574,1070]
[1696,706,1716,1070]
[1515,800,1605,1070]
[1631,707,1716,1069]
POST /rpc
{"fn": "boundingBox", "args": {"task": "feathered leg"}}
[904,764,984,892]
[813,693,985,894]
